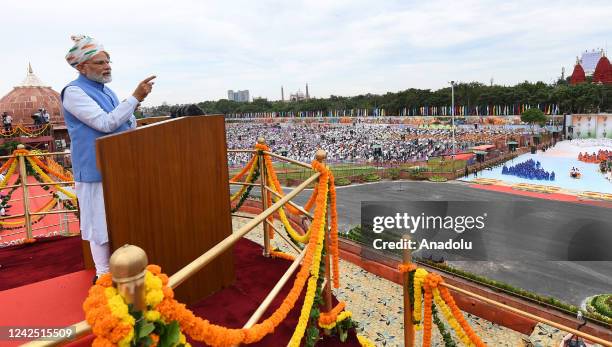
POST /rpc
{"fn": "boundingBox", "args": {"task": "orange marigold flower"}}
[146,264,162,275]
[96,274,113,287]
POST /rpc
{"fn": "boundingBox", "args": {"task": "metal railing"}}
[0,145,77,245]
[22,142,612,347]
[24,138,328,346]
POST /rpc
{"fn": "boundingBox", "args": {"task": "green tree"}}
[521,108,548,132]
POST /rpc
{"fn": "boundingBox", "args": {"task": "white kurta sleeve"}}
[63,86,139,133]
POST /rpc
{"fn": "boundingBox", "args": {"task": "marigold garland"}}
[46,157,74,181]
[422,282,433,346]
[271,178,312,243]
[318,307,352,330]
[26,156,77,200]
[288,167,328,346]
[85,269,191,347]
[255,143,303,216]
[83,277,134,346]
[411,268,488,347]
[230,156,258,202]
[0,160,17,189]
[83,151,352,347]
[357,335,376,347]
[413,268,428,328]
[439,286,487,347]
[29,155,73,182]
[328,172,340,288]
[0,157,15,174]
[0,197,57,226]
[229,155,256,183]
[270,249,296,261]
[398,263,418,273]
[152,160,332,346]
[433,287,469,346]
[318,301,346,326]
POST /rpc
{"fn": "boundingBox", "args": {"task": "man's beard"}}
[87,71,112,84]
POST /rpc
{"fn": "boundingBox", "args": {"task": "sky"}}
[2,0,612,106]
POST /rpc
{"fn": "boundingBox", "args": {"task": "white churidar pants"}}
[75,181,110,275]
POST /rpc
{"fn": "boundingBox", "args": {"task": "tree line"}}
[145,79,612,117]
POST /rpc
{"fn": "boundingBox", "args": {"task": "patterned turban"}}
[65,35,106,68]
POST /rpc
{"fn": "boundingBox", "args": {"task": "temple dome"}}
[569,58,586,85]
[592,55,612,84]
[0,64,64,125]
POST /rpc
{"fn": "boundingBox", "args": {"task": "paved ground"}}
[232,180,612,305]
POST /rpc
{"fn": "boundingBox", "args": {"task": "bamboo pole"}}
[316,149,333,314]
[243,249,306,328]
[168,172,320,289]
[265,219,302,253]
[229,181,259,187]
[402,235,414,347]
[265,186,314,220]
[29,210,77,216]
[263,151,313,169]
[26,181,75,187]
[231,212,255,219]
[17,145,33,239]
[0,213,25,220]
[227,149,256,153]
[258,137,271,257]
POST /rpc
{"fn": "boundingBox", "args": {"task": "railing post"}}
[60,199,70,236]
[109,244,148,312]
[316,149,333,315]
[258,137,271,257]
[16,145,33,240]
[403,234,415,347]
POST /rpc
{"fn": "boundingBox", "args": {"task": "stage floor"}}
[0,237,359,346]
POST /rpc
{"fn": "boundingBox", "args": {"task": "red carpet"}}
[0,175,80,246]
[189,238,360,346]
[0,269,95,347]
[0,238,359,346]
[0,235,85,290]
[469,183,612,207]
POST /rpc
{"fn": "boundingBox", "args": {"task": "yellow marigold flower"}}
[178,332,187,345]
[105,287,118,298]
[145,271,163,290]
[145,310,161,322]
[118,329,134,347]
[146,290,164,307]
[357,335,376,347]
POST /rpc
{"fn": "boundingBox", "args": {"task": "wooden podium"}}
[94,115,234,304]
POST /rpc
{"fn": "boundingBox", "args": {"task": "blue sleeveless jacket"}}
[61,74,131,182]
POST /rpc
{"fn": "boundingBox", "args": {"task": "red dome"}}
[0,65,65,126]
[593,56,612,84]
[570,63,586,85]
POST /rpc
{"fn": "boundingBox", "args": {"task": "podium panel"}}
[96,116,234,303]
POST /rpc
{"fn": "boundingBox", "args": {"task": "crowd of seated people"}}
[578,150,612,163]
[502,159,555,181]
[226,122,524,167]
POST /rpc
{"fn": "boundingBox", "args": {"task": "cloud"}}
[1,0,611,106]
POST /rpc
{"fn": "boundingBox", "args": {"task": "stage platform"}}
[0,237,359,346]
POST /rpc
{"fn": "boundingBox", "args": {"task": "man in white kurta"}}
[61,35,155,277]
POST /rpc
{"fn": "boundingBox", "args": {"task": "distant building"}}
[290,90,306,102]
[228,90,250,102]
[580,49,604,75]
[570,49,612,85]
